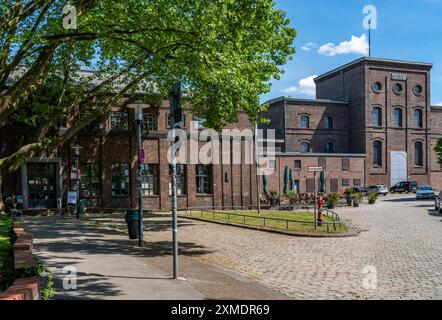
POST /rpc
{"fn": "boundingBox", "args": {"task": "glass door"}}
[27,163,56,208]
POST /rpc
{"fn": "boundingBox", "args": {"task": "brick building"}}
[1,57,442,210]
[260,57,442,194]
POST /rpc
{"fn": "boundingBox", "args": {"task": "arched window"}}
[324,142,334,153]
[372,107,382,127]
[324,116,333,129]
[394,108,403,127]
[373,141,382,166]
[300,115,310,129]
[415,141,423,167]
[300,141,310,153]
[414,109,423,128]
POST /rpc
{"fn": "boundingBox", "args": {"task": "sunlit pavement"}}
[20,194,442,300]
[142,194,442,300]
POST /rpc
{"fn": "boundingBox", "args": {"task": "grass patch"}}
[0,216,14,291]
[185,210,347,234]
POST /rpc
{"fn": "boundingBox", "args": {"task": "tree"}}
[0,0,296,178]
[435,138,442,168]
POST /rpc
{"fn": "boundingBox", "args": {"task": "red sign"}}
[307,166,324,172]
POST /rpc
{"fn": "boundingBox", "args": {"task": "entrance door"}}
[391,152,407,187]
[27,163,56,208]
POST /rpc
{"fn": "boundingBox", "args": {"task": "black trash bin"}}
[125,210,139,240]
[79,199,86,215]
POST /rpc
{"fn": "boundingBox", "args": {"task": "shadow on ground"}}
[19,215,213,299]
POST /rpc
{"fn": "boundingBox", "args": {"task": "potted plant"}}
[266,191,278,207]
[285,191,298,205]
[325,192,339,209]
[352,192,363,207]
[344,187,354,206]
[368,191,378,205]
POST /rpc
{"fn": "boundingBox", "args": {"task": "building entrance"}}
[27,163,57,208]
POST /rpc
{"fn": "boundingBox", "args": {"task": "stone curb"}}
[179,215,362,238]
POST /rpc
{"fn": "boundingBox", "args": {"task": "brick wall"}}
[261,154,366,195]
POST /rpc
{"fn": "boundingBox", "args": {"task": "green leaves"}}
[435,138,442,168]
[1,0,295,171]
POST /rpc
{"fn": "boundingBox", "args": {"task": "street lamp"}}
[127,100,150,248]
[169,82,183,280]
[72,145,83,219]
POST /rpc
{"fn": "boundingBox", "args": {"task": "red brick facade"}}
[2,57,442,211]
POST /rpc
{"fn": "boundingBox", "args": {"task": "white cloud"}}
[436,102,442,106]
[282,75,317,98]
[318,34,369,56]
[301,42,318,52]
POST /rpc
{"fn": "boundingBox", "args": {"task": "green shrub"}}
[368,191,378,204]
[266,190,278,200]
[325,193,340,208]
[285,191,298,199]
[344,187,355,197]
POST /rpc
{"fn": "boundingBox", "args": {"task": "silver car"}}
[416,186,437,200]
[368,185,389,196]
[435,191,442,213]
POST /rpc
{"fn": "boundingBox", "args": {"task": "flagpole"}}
[368,19,371,57]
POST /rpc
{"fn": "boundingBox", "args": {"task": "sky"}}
[261,0,442,106]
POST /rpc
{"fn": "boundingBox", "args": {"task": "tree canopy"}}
[0,0,296,173]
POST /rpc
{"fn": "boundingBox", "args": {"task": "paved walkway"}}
[21,216,284,300]
[21,217,204,300]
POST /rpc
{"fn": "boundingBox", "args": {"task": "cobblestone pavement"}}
[142,194,442,300]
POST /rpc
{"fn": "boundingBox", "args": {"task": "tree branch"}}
[0,0,54,88]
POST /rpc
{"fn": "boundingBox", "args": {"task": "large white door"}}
[391,151,407,187]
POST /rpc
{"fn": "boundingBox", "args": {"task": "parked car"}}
[368,185,389,196]
[416,186,437,200]
[435,191,442,213]
[353,187,369,195]
[389,181,418,194]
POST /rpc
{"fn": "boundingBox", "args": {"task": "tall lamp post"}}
[169,82,183,280]
[127,100,150,248]
[72,145,83,219]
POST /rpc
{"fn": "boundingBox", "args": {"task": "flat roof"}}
[264,96,348,106]
[262,152,366,158]
[314,57,433,83]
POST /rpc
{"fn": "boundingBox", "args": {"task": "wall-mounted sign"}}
[16,195,24,204]
[392,73,407,81]
[307,166,324,173]
[67,191,77,205]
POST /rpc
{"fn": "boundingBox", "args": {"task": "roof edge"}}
[264,96,348,106]
[314,57,433,83]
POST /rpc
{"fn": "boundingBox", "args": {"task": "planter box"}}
[0,277,40,300]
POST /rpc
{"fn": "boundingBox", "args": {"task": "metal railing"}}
[180,206,344,233]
